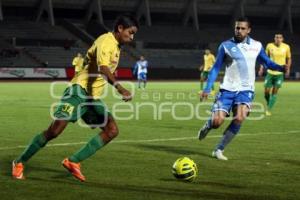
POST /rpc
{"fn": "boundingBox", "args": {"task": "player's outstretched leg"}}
[198,111,225,140]
[62,116,118,182]
[12,120,68,179]
[198,119,212,140]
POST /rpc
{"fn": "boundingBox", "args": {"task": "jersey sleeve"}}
[258,47,285,72]
[96,43,112,67]
[203,44,225,93]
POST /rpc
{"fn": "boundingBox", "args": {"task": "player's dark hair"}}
[235,17,251,28]
[113,14,139,32]
[275,33,283,36]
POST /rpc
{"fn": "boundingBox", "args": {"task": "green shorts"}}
[201,71,209,79]
[264,73,284,88]
[53,84,112,128]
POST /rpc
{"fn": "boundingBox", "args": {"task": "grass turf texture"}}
[0,81,299,200]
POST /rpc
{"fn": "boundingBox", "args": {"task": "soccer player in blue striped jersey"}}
[133,55,148,89]
[198,17,287,160]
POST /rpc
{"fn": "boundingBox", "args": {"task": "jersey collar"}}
[231,36,251,44]
[108,32,120,47]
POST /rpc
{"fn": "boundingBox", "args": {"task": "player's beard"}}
[234,35,245,43]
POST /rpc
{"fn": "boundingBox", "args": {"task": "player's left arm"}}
[258,44,270,76]
[258,48,286,73]
[99,65,132,102]
[285,45,292,78]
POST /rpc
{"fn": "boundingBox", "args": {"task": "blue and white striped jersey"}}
[204,36,284,92]
[134,60,148,75]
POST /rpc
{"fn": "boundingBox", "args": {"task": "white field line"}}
[0,130,299,151]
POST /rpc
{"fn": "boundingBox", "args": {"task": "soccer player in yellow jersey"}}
[258,34,291,116]
[199,49,215,93]
[72,53,84,74]
[12,15,139,181]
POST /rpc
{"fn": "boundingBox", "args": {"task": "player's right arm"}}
[200,44,225,101]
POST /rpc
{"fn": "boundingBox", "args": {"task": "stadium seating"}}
[1,0,300,76]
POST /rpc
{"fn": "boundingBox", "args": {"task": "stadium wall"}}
[0,67,200,80]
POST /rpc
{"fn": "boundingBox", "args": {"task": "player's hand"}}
[258,68,264,77]
[199,65,203,71]
[117,85,132,102]
[200,92,209,102]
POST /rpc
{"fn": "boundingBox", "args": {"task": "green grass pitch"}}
[0,81,299,200]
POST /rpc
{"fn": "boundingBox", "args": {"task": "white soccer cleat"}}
[212,149,228,161]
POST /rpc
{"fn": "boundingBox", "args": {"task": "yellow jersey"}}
[203,53,215,71]
[72,56,84,72]
[71,32,120,99]
[266,42,291,75]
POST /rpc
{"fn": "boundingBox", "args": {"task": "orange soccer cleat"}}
[62,158,86,182]
[12,160,25,180]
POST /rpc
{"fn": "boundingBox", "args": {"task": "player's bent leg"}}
[211,111,227,128]
[268,87,279,115]
[12,120,68,179]
[44,120,69,140]
[100,116,119,143]
[62,158,86,182]
[65,116,118,181]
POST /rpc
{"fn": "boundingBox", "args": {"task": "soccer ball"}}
[172,157,198,182]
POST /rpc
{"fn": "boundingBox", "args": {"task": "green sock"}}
[69,135,104,163]
[265,93,270,105]
[15,133,47,163]
[200,81,204,90]
[268,94,277,110]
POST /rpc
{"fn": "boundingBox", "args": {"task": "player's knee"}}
[104,122,119,140]
[44,129,59,140]
[109,125,119,139]
[234,115,246,124]
[44,127,62,140]
[211,118,223,128]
